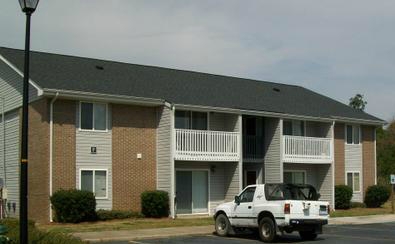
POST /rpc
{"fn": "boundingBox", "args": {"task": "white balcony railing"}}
[175,129,240,161]
[283,135,333,163]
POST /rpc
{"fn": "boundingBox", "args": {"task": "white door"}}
[232,186,256,226]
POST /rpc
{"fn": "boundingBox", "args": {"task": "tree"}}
[377,120,395,185]
[349,94,367,111]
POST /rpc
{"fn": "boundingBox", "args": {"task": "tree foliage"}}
[377,120,395,185]
[349,94,367,111]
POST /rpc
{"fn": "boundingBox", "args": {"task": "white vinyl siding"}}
[209,112,239,132]
[156,106,172,194]
[345,141,363,202]
[0,111,20,217]
[76,104,112,209]
[0,59,39,113]
[264,118,281,183]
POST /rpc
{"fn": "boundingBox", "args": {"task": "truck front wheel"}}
[215,214,231,237]
[299,230,318,241]
[259,217,276,242]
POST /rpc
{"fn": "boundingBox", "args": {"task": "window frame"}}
[345,171,361,193]
[174,110,209,130]
[79,101,108,132]
[283,119,305,136]
[238,186,256,203]
[345,124,361,145]
[79,168,109,199]
[283,170,307,184]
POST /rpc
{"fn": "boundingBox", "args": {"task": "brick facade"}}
[112,104,157,211]
[362,125,376,193]
[334,123,345,185]
[28,98,50,223]
[52,100,76,192]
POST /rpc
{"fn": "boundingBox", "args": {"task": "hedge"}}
[50,189,96,223]
[364,185,391,208]
[141,190,169,218]
[335,185,353,209]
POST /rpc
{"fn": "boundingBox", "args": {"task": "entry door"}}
[176,171,208,214]
[245,171,257,187]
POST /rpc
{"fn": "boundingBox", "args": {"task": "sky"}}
[1,0,394,121]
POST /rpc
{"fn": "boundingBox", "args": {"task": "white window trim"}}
[345,171,361,193]
[79,101,109,132]
[283,170,307,184]
[345,124,361,145]
[79,168,109,199]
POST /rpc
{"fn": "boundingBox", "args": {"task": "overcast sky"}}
[1,0,394,121]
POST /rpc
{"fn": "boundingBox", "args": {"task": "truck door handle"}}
[248,206,252,209]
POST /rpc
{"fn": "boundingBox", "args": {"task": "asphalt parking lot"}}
[103,222,395,244]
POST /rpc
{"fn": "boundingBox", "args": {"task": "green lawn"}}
[330,201,393,218]
[38,217,214,234]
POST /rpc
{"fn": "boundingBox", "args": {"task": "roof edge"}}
[0,53,44,96]
[42,88,165,107]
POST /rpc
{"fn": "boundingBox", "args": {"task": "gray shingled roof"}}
[0,47,383,123]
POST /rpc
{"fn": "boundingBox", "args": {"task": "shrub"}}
[0,218,87,244]
[335,185,353,209]
[50,189,96,223]
[364,185,391,208]
[96,210,143,221]
[141,190,169,218]
[350,202,366,208]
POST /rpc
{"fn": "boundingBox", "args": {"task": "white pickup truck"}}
[214,183,329,242]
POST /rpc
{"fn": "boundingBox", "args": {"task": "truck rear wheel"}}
[215,214,231,237]
[259,217,276,243]
[299,230,318,241]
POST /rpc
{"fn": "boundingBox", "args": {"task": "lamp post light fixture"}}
[18,0,39,243]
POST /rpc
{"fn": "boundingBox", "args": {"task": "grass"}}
[38,217,214,233]
[330,201,394,218]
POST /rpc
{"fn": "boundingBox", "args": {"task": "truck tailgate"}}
[288,200,329,219]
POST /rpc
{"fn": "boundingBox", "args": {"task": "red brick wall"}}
[112,104,157,211]
[362,126,376,193]
[28,98,50,223]
[334,123,345,185]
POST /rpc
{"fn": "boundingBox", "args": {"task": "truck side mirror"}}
[234,195,241,205]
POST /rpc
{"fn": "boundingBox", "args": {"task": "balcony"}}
[243,135,264,161]
[283,135,333,163]
[175,129,240,161]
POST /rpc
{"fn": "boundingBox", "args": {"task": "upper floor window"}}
[175,111,207,130]
[346,125,360,144]
[80,102,107,131]
[283,120,305,136]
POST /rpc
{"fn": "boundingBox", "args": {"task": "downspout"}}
[2,97,5,188]
[49,92,59,222]
[170,104,176,219]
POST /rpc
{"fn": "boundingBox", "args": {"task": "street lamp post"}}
[18,1,39,243]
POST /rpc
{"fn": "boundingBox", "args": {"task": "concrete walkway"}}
[73,214,395,242]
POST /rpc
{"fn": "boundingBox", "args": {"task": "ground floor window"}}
[176,170,208,214]
[284,171,306,184]
[80,169,108,198]
[346,172,360,192]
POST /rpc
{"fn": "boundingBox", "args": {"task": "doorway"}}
[176,170,209,214]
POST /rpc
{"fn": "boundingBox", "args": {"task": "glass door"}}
[176,170,208,214]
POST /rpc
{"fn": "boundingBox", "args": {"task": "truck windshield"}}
[265,184,319,201]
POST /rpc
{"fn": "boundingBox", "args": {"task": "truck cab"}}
[214,184,329,242]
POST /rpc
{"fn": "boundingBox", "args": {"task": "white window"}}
[283,120,305,136]
[80,169,108,198]
[346,172,360,192]
[284,171,306,184]
[346,125,360,144]
[175,111,208,130]
[80,102,107,131]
